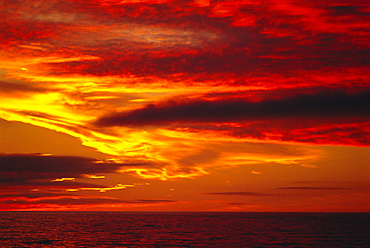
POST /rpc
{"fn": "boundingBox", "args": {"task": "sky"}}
[0,0,369,212]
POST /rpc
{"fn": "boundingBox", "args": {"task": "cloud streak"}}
[0,153,119,183]
[0,81,51,96]
[277,187,345,190]
[0,153,178,210]
[204,192,275,196]
[0,153,148,193]
[95,90,370,126]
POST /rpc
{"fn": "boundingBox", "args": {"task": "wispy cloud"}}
[204,192,275,196]
[134,199,177,203]
[0,81,51,96]
[227,202,249,205]
[277,187,345,190]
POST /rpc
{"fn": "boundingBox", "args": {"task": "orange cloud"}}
[1,0,369,211]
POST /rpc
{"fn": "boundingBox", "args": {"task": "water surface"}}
[0,212,369,247]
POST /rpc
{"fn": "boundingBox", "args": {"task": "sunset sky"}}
[0,0,369,212]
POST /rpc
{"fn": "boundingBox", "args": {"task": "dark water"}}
[0,212,369,247]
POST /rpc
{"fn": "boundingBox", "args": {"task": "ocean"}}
[0,212,369,247]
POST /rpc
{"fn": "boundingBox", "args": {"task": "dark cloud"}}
[0,153,152,185]
[0,181,107,190]
[0,153,167,207]
[204,192,274,196]
[277,187,345,190]
[0,154,116,182]
[95,90,370,127]
[327,5,369,16]
[0,192,75,199]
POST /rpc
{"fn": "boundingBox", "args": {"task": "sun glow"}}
[1,0,369,212]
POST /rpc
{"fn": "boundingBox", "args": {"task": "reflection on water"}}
[0,212,369,247]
